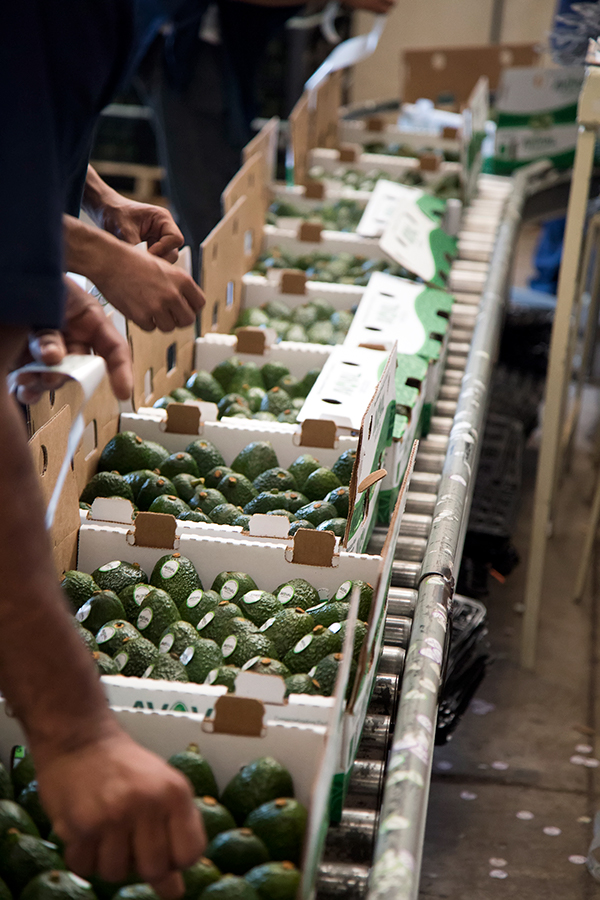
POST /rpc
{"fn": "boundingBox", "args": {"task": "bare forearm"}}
[0,331,116,764]
[63,214,127,285]
[82,165,123,225]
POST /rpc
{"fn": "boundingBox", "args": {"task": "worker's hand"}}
[94,242,205,333]
[100,197,184,264]
[13,277,133,405]
[342,0,394,12]
[36,729,206,898]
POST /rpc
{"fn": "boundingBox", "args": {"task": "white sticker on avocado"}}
[222,635,238,658]
[187,590,204,608]
[294,634,313,653]
[242,590,263,605]
[307,601,327,614]
[241,656,261,671]
[114,652,128,671]
[259,617,277,632]
[76,602,91,622]
[220,579,238,600]
[204,668,219,684]
[278,585,295,604]
[142,664,154,678]
[336,581,352,600]
[99,561,121,572]
[161,559,180,579]
[134,585,151,604]
[197,611,214,631]
[67,875,92,889]
[180,646,195,666]
[159,634,175,653]
[329,622,342,634]
[96,625,115,644]
[137,608,153,630]
[308,666,317,677]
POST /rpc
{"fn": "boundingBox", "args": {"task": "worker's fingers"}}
[149,872,186,900]
[28,330,67,367]
[180,278,205,314]
[63,834,98,880]
[96,827,133,883]
[132,811,173,885]
[167,794,206,871]
[147,233,183,264]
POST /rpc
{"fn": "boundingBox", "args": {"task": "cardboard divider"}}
[222,152,269,222]
[290,528,337,567]
[242,116,279,185]
[194,332,332,379]
[127,318,196,412]
[290,92,311,186]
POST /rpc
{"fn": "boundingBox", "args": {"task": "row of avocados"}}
[80,432,355,540]
[0,745,305,900]
[62,552,373,699]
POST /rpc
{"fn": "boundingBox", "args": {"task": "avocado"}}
[179,637,223,683]
[293,501,338,527]
[232,514,251,531]
[287,455,320,492]
[178,509,212,524]
[200,875,259,900]
[0,763,13,801]
[283,625,339,673]
[123,469,162,502]
[231,443,279,483]
[218,394,249,419]
[206,828,270,876]
[159,452,200,480]
[306,601,349,628]
[324,486,350,518]
[194,797,236,841]
[281,491,309,514]
[316,518,347,537]
[182,857,222,900]
[284,674,320,697]
[243,492,289,516]
[338,619,368,660]
[150,553,202,605]
[135,589,180,645]
[137,475,177,511]
[143,652,189,682]
[91,560,147,596]
[307,321,334,344]
[118,583,153,620]
[170,387,198,404]
[239,592,281,628]
[76,590,125,635]
[60,571,100,614]
[245,861,300,900]
[260,362,290,391]
[95,620,141,655]
[221,757,294,825]
[237,307,270,328]
[113,887,158,900]
[332,449,356,485]
[243,387,266,414]
[0,799,39,839]
[187,370,225,403]
[10,747,36,797]
[334,579,373,621]
[171,473,205,503]
[212,573,258,605]
[212,357,243,393]
[260,388,291,418]
[0,830,65,894]
[204,665,240,692]
[205,467,236,489]
[266,510,296,523]
[313,652,344,696]
[73,621,99,653]
[153,396,171,409]
[245,798,307,864]
[221,628,276,670]
[253,469,295,494]
[79,472,135,506]
[169,745,219,798]
[302,467,341,502]
[276,374,304,398]
[190,488,227,515]
[287,520,315,536]
[159,620,205,656]
[210,504,245,526]
[92,651,119,676]
[185,440,226,478]
[20,871,97,900]
[276,410,297,425]
[179,589,220,627]
[252,412,277,423]
[98,432,169,475]
[218,474,257,508]
[242,658,291,679]
[16,781,51,838]
[272,579,320,611]
[259,608,315,659]
[113,636,160,677]
[229,363,265,393]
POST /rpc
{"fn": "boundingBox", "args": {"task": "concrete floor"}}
[419,391,600,898]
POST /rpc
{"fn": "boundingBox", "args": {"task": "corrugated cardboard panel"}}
[222,152,269,222]
[128,320,195,412]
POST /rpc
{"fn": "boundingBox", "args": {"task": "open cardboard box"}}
[0,687,341,900]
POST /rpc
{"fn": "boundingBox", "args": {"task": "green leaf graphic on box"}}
[416,196,458,289]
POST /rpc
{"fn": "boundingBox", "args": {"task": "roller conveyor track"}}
[314,164,549,900]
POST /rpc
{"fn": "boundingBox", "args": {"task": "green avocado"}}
[221,757,294,825]
[206,828,270,876]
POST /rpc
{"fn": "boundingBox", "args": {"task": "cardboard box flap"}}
[242,116,279,185]
[132,512,178,549]
[222,152,269,222]
[356,180,424,238]
[289,92,311,187]
[210,695,265,736]
[290,529,337,567]
[127,317,196,412]
[28,405,81,574]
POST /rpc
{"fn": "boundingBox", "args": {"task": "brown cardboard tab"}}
[133,512,177,549]
[305,180,325,200]
[280,270,307,295]
[299,222,323,243]
[165,403,201,434]
[339,145,358,163]
[357,468,387,493]
[442,126,459,139]
[236,328,268,355]
[292,529,336,567]
[212,695,264,736]
[358,342,387,352]
[300,419,337,449]
[419,153,441,172]
[366,116,385,132]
